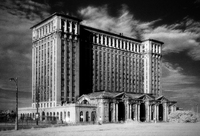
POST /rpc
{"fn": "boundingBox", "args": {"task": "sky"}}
[0,0,200,111]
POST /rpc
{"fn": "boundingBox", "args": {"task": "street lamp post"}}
[9,77,18,130]
[36,87,39,125]
[35,86,41,125]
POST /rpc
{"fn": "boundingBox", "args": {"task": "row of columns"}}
[103,101,176,123]
[93,33,142,53]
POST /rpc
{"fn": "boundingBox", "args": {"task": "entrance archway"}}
[140,103,146,122]
[91,111,96,123]
[80,111,83,122]
[159,104,163,121]
[86,111,89,122]
[118,102,125,121]
[42,111,45,121]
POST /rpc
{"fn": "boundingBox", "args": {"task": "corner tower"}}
[31,13,81,108]
[142,39,163,96]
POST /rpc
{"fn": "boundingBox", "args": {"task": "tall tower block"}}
[142,39,163,96]
[31,13,81,108]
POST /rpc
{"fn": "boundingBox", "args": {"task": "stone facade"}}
[77,91,177,123]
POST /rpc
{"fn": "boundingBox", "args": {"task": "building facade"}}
[18,13,176,123]
[80,26,162,96]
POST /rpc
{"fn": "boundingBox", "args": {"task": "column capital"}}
[115,101,119,104]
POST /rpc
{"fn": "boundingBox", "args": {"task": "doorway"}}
[118,102,125,121]
[159,104,163,121]
[140,103,146,122]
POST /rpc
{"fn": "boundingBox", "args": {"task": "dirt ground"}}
[0,122,200,136]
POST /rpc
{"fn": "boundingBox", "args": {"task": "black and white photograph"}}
[0,0,200,135]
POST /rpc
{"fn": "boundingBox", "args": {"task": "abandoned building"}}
[19,13,176,123]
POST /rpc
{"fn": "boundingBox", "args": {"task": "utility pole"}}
[9,77,18,130]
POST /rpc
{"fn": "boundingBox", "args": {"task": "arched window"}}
[68,111,70,118]
[53,112,55,121]
[57,112,59,120]
[64,111,66,120]
[81,99,89,104]
[60,112,62,120]
[80,111,83,122]
[42,111,45,121]
[47,112,49,121]
[50,112,52,121]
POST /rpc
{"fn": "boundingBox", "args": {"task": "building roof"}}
[142,39,164,45]
[31,13,164,45]
[86,91,118,99]
[78,91,176,104]
[81,25,142,43]
[83,91,146,100]
[31,12,82,29]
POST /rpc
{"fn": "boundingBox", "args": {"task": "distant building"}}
[19,13,176,123]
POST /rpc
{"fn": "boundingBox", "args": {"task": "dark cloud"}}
[78,5,158,40]
[0,0,50,110]
[0,0,50,20]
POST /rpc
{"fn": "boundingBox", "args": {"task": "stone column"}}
[173,105,176,112]
[134,104,138,121]
[105,36,107,46]
[126,101,129,120]
[149,105,152,122]
[170,105,173,113]
[116,103,118,122]
[156,105,159,121]
[163,103,167,122]
[96,34,99,44]
[154,105,157,121]
[112,103,116,122]
[138,104,140,122]
[166,104,169,122]
[58,112,61,121]
[40,111,42,121]
[100,35,103,45]
[101,100,104,122]
[74,23,77,35]
[64,20,67,32]
[130,104,132,119]
[69,21,72,33]
[145,101,150,122]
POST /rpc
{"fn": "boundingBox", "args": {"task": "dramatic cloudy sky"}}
[0,0,200,111]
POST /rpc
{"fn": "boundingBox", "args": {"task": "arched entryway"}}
[80,111,83,122]
[42,111,45,121]
[159,104,163,121]
[60,112,62,121]
[91,111,96,123]
[118,102,125,121]
[140,103,146,122]
[86,111,89,122]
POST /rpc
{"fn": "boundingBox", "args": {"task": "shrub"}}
[168,110,198,123]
